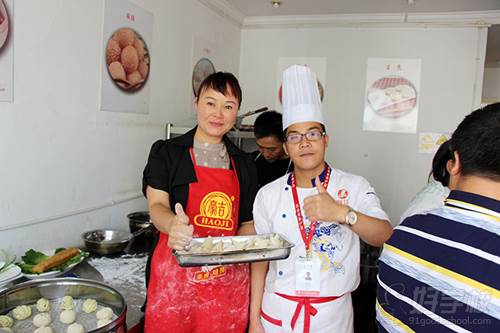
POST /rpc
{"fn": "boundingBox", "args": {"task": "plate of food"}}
[17,248,89,280]
[366,75,417,118]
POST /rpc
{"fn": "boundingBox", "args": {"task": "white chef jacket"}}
[253,167,389,297]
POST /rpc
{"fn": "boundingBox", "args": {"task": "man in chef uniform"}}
[249,65,393,333]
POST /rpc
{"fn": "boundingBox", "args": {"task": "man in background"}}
[253,111,292,187]
[376,103,500,332]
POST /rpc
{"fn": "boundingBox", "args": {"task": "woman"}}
[142,72,258,333]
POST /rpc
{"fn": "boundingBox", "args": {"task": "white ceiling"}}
[229,0,500,17]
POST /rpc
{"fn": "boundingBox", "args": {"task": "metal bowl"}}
[82,230,131,255]
[0,278,127,333]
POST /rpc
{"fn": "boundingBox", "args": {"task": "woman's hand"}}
[167,203,194,250]
[248,318,265,333]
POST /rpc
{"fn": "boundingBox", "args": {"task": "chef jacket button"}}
[282,214,286,218]
[284,187,289,191]
[278,271,283,276]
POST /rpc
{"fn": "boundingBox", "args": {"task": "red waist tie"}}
[275,292,342,333]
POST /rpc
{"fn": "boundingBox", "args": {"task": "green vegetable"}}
[17,248,89,274]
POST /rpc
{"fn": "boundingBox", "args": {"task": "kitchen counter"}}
[73,252,147,332]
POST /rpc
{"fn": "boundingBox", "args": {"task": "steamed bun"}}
[66,323,85,333]
[95,307,113,320]
[33,312,51,327]
[34,327,53,333]
[60,296,74,311]
[59,310,76,324]
[82,298,97,313]
[36,298,51,312]
[0,315,13,328]
[12,305,31,320]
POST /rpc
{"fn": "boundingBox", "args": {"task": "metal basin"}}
[82,230,132,255]
[0,278,127,333]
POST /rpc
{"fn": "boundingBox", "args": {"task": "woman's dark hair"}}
[196,72,242,108]
[449,102,500,181]
[430,140,452,186]
[254,111,284,141]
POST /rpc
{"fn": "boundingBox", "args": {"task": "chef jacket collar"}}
[286,162,330,187]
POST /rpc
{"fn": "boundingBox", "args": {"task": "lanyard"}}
[290,166,331,253]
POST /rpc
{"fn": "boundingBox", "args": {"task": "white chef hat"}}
[282,65,324,130]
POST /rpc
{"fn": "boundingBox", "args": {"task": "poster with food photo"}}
[100,0,153,114]
[363,58,421,133]
[0,0,13,102]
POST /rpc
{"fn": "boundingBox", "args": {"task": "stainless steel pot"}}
[127,211,156,252]
[0,278,127,333]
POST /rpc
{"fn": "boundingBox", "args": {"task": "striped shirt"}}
[376,190,500,333]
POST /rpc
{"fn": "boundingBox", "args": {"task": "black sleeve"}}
[237,153,259,223]
[142,140,170,197]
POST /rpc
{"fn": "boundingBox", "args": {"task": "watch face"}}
[347,212,357,225]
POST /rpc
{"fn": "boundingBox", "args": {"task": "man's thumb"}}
[174,203,188,220]
[315,176,326,194]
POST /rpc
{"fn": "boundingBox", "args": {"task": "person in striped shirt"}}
[376,103,500,333]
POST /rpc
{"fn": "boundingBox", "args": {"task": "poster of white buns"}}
[100,0,153,114]
[0,0,13,102]
[363,58,421,133]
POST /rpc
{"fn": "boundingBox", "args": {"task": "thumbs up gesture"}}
[167,203,194,250]
[303,176,344,224]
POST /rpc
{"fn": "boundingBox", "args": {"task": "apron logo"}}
[194,266,226,282]
[194,191,234,230]
[337,189,349,199]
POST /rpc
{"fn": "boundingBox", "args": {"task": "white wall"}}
[483,67,500,100]
[239,25,485,224]
[0,0,241,257]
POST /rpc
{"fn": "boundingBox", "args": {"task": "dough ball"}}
[0,315,13,328]
[12,305,31,320]
[121,45,139,74]
[34,326,53,333]
[33,312,51,327]
[60,296,74,310]
[133,38,145,61]
[66,323,85,333]
[95,307,113,320]
[108,61,126,81]
[97,318,112,328]
[36,298,51,312]
[138,61,148,79]
[115,28,135,48]
[106,38,121,65]
[127,71,142,85]
[82,299,97,314]
[59,310,76,324]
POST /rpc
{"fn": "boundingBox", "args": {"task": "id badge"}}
[295,256,321,296]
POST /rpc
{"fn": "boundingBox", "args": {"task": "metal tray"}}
[174,233,294,267]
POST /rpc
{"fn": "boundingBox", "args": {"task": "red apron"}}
[144,149,249,333]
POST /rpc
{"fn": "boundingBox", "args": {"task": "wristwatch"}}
[345,206,358,226]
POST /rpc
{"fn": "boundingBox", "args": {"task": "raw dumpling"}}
[0,315,13,328]
[97,318,112,328]
[33,312,51,327]
[211,240,223,253]
[12,305,32,320]
[95,307,113,320]
[36,298,51,312]
[66,323,85,333]
[59,310,76,324]
[200,236,213,252]
[60,296,74,310]
[82,298,97,313]
[34,327,53,333]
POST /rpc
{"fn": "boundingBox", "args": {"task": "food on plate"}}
[66,323,85,333]
[97,318,112,328]
[32,248,80,274]
[36,298,51,312]
[33,312,51,327]
[115,28,135,48]
[34,327,53,333]
[121,45,139,74]
[12,305,31,320]
[138,61,148,79]
[59,309,76,324]
[95,307,113,321]
[60,296,74,311]
[108,62,126,81]
[82,298,97,313]
[0,315,13,328]
[127,70,142,85]
[17,248,88,275]
[106,38,121,65]
[188,235,285,254]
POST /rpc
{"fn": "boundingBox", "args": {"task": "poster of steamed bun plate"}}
[100,0,153,114]
[0,0,13,102]
[363,58,421,134]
